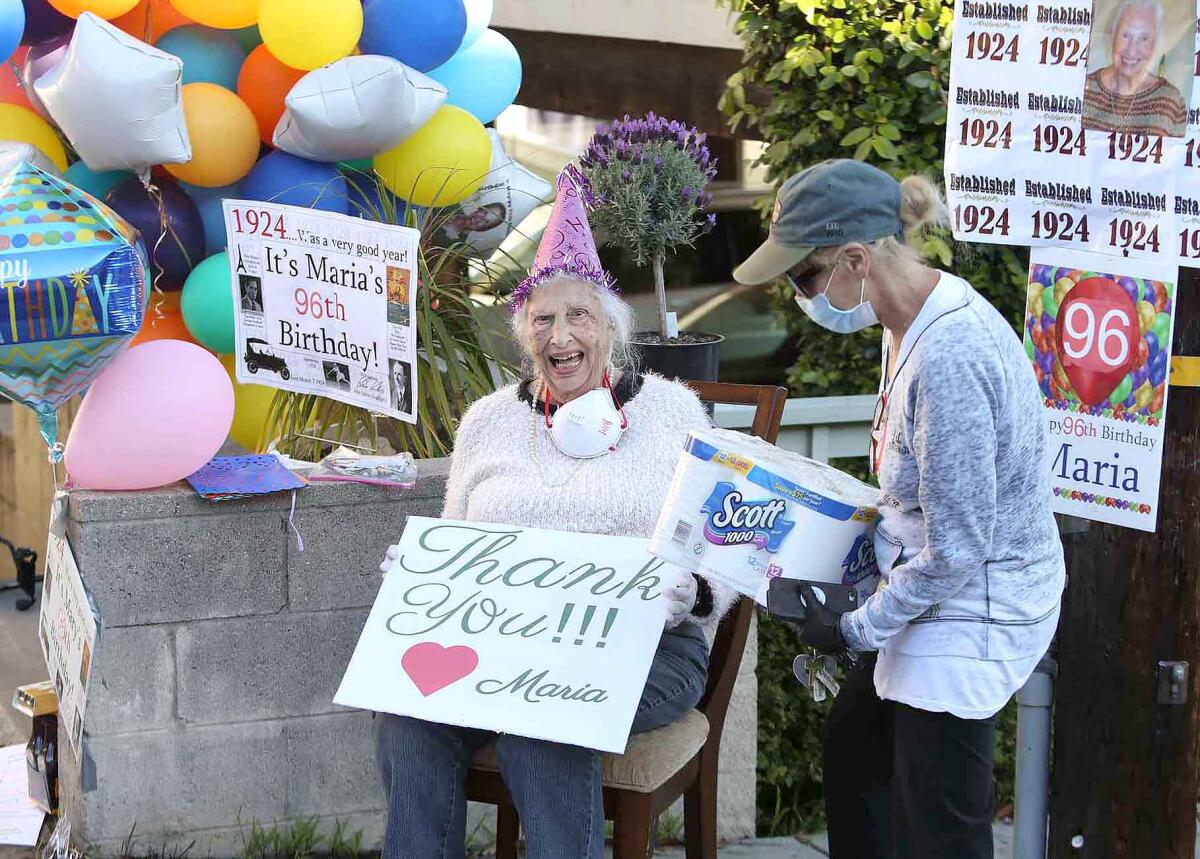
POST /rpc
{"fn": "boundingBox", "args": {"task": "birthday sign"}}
[945,0,1200,263]
[334,518,670,753]
[40,495,98,754]
[1025,247,1177,530]
[224,200,419,422]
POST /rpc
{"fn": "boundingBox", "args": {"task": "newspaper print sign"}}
[40,495,98,753]
[224,200,420,422]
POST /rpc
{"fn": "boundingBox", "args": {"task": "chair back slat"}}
[681,381,787,736]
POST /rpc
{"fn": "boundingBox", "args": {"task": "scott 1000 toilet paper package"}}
[650,427,879,605]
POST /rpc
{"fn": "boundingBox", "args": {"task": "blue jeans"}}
[374,623,710,859]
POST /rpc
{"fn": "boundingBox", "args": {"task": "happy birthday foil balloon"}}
[0,160,146,456]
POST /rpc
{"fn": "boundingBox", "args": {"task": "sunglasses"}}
[869,389,889,475]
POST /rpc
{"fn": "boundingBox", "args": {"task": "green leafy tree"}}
[718,0,1024,835]
[718,0,1027,398]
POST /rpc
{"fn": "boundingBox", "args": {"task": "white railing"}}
[713,394,876,462]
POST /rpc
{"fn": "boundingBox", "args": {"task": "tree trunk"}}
[653,251,668,338]
[1048,265,1200,858]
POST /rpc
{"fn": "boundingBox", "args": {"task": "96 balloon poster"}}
[1026,247,1177,531]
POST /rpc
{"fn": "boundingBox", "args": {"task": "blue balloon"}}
[1144,331,1159,355]
[428,28,521,123]
[65,161,131,201]
[156,25,247,91]
[182,181,241,255]
[241,152,349,214]
[0,0,23,60]
[360,0,467,72]
[1150,349,1169,386]
[105,176,205,293]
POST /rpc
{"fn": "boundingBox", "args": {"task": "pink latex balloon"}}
[65,340,234,490]
[22,33,70,120]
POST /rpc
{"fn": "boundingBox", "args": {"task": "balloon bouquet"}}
[0,0,549,490]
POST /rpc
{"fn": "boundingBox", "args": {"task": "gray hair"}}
[509,274,636,375]
[1111,0,1165,47]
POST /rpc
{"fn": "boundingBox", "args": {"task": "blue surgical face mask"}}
[790,260,879,334]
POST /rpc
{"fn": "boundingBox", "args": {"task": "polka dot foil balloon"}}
[0,162,146,455]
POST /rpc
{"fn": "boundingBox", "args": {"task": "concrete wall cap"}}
[67,457,451,523]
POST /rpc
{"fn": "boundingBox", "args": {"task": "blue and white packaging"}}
[651,427,879,605]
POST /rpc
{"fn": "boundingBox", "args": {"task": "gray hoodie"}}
[842,273,1066,660]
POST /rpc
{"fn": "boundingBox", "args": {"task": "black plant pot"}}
[633,332,724,383]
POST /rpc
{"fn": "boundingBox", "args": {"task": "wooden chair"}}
[466,381,788,859]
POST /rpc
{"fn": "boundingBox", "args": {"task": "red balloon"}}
[1136,335,1149,369]
[0,46,34,111]
[1055,277,1139,406]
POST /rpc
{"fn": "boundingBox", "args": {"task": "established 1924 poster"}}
[335,518,671,753]
[945,0,1199,263]
[1025,247,1178,531]
[223,200,419,423]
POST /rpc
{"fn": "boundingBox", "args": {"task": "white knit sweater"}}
[441,372,738,639]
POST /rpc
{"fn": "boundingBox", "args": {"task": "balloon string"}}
[143,178,197,321]
[7,60,25,97]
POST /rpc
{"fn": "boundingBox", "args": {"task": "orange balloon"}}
[112,0,193,42]
[0,48,34,111]
[165,83,261,187]
[131,292,202,347]
[237,45,305,145]
[48,0,140,20]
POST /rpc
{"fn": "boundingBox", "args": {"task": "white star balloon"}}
[34,13,190,175]
[274,55,448,162]
[439,129,553,256]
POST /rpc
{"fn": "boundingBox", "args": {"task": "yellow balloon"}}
[220,355,278,452]
[165,84,261,188]
[374,106,491,208]
[167,0,257,28]
[0,104,68,171]
[259,0,362,71]
[48,0,139,18]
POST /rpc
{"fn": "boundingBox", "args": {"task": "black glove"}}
[766,579,847,654]
[797,582,847,653]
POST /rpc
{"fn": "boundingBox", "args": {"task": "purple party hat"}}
[509,165,617,310]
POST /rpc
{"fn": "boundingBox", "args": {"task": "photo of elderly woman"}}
[1082,0,1194,137]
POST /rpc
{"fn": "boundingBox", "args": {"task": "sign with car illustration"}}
[224,200,419,422]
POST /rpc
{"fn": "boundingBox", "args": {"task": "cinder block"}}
[176,610,368,724]
[68,512,286,627]
[717,764,758,841]
[285,711,384,816]
[85,625,175,736]
[78,721,288,843]
[286,494,445,612]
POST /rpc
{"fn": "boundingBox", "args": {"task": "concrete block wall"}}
[60,458,758,855]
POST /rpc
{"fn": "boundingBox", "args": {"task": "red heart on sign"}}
[1055,277,1138,406]
[401,642,479,696]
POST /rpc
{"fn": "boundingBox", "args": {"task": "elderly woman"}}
[374,174,735,859]
[1082,0,1188,137]
[736,160,1065,858]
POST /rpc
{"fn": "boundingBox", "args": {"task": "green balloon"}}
[1111,374,1133,405]
[339,157,374,174]
[1152,312,1171,348]
[232,25,262,53]
[1024,334,1035,361]
[181,252,235,354]
[1041,286,1058,318]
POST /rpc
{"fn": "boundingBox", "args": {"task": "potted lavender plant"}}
[579,113,725,381]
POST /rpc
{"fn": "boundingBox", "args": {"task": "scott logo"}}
[840,533,877,586]
[701,482,794,551]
